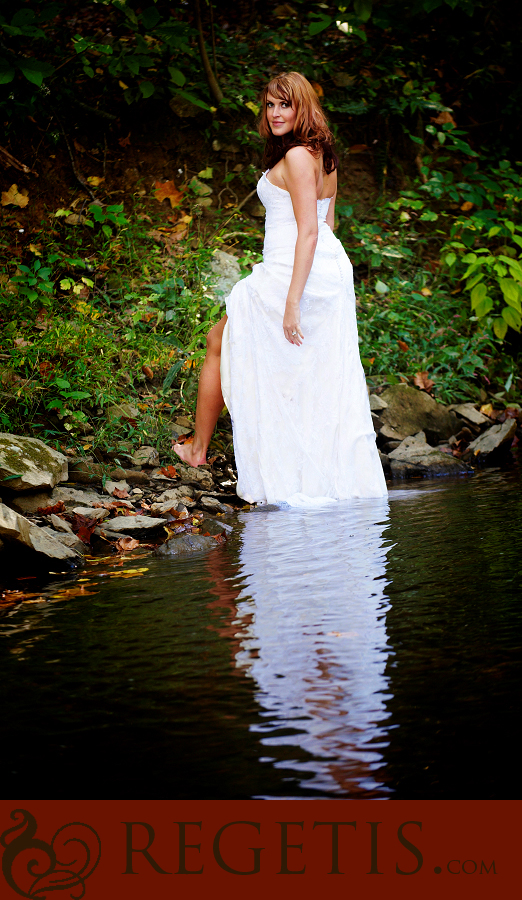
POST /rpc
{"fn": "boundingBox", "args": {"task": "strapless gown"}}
[220,170,387,506]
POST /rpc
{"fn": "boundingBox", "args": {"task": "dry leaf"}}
[142,365,154,380]
[64,214,88,225]
[431,111,456,127]
[87,176,104,187]
[36,501,65,516]
[420,287,432,296]
[154,180,185,208]
[13,337,32,347]
[397,340,409,352]
[460,201,473,212]
[115,536,140,552]
[413,371,435,393]
[479,403,494,418]
[112,487,130,499]
[29,243,42,255]
[159,465,178,478]
[2,184,29,208]
[349,144,368,154]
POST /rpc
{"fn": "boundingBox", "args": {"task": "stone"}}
[176,465,214,491]
[369,393,388,412]
[48,487,104,510]
[378,385,459,444]
[104,479,130,497]
[210,250,242,297]
[247,201,266,218]
[106,402,140,422]
[169,95,201,118]
[40,526,85,554]
[49,514,74,534]
[388,432,471,478]
[72,507,110,520]
[199,495,232,514]
[0,502,82,564]
[102,515,166,534]
[0,433,68,491]
[170,424,192,441]
[451,403,491,427]
[132,446,160,467]
[155,533,219,557]
[68,461,127,485]
[157,486,194,503]
[466,419,517,460]
[378,450,390,475]
[150,496,196,515]
[190,177,213,197]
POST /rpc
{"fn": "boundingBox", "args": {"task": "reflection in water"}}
[230,500,393,797]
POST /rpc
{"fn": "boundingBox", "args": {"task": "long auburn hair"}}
[259,72,338,174]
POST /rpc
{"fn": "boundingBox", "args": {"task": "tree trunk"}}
[195,0,223,105]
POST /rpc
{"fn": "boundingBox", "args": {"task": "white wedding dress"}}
[220,170,387,506]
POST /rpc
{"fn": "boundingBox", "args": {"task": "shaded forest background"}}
[1,0,521,459]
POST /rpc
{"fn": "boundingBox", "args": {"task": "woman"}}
[174,72,386,505]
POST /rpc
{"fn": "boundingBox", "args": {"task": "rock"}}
[155,533,219,557]
[169,95,201,118]
[190,177,213,197]
[68,461,127,485]
[133,446,160,467]
[0,502,82,564]
[170,423,192,441]
[157,486,195,502]
[371,412,383,433]
[369,393,388,412]
[39,526,86,554]
[102,515,166,534]
[466,419,517,460]
[49,514,74,533]
[388,432,471,478]
[106,402,140,422]
[199,495,232,514]
[176,465,214,491]
[44,487,104,511]
[0,433,68,491]
[72,507,110,521]
[378,449,390,475]
[150,496,196,515]
[378,385,459,444]
[451,403,491,427]
[247,201,266,218]
[210,250,242,297]
[104,479,130,497]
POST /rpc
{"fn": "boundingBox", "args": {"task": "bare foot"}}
[171,440,207,467]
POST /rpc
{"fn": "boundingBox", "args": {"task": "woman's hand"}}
[283,301,304,346]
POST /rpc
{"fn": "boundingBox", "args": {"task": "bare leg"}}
[172,314,227,467]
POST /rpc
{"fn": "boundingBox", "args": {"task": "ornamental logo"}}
[1,809,101,899]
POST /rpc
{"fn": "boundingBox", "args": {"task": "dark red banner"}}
[0,800,517,900]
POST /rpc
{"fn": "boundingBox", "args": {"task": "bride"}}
[174,72,387,506]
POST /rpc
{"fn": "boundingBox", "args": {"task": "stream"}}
[1,470,521,799]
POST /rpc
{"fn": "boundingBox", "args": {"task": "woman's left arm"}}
[282,147,319,346]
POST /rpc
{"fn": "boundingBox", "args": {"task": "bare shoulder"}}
[284,145,317,174]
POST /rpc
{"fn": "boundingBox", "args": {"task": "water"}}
[1,471,521,799]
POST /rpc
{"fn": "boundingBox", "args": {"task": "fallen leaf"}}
[119,80,130,90]
[349,144,368,154]
[159,464,178,478]
[115,536,140,552]
[87,176,104,187]
[420,287,432,296]
[64,214,89,225]
[142,365,154,380]
[461,201,473,212]
[118,132,131,147]
[413,371,435,393]
[13,337,32,347]
[36,501,65,515]
[51,586,98,600]
[198,167,213,179]
[29,243,42,255]
[39,360,53,378]
[397,340,409,352]
[430,111,456,127]
[479,403,494,418]
[154,180,185,208]
[2,184,29,208]
[112,487,130,499]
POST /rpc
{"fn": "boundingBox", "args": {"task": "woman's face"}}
[266,92,296,136]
